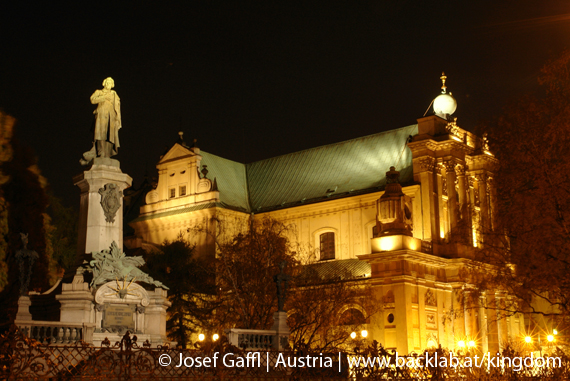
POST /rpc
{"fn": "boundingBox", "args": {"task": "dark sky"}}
[1,1,570,207]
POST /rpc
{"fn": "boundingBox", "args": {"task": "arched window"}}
[320,232,335,260]
[339,308,366,326]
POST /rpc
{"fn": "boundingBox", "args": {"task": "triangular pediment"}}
[157,143,196,165]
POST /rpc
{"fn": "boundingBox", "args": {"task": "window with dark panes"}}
[170,188,176,198]
[320,232,335,260]
[179,185,187,196]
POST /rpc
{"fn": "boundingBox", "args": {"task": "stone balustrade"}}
[226,328,276,350]
[15,320,95,345]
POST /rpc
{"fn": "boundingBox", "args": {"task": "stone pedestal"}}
[73,158,132,259]
[15,296,32,321]
[271,311,290,350]
[88,281,171,347]
[57,274,94,324]
[145,288,172,344]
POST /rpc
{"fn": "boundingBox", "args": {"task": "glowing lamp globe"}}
[433,93,457,116]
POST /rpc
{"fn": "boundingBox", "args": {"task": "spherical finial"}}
[178,131,183,139]
[434,93,457,116]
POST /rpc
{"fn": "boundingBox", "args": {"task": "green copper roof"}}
[198,124,417,213]
[200,151,250,212]
[301,258,371,281]
[246,125,417,212]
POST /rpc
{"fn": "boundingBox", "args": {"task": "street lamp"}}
[350,332,356,339]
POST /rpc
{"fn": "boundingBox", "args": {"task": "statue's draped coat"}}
[90,89,121,153]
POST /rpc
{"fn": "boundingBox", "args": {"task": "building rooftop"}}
[201,124,418,213]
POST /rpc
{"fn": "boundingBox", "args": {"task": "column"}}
[486,292,500,354]
[476,173,489,234]
[436,164,446,239]
[488,177,498,230]
[468,176,478,246]
[417,157,439,241]
[444,160,459,232]
[456,164,468,222]
[479,296,488,352]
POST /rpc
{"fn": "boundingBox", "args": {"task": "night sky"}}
[1,1,569,207]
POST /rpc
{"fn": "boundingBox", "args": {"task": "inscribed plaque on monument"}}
[102,304,135,330]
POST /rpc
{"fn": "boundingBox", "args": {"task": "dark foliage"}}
[145,235,216,348]
[0,135,49,327]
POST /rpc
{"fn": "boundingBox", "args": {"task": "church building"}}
[127,75,523,354]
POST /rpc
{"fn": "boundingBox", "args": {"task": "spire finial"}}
[440,72,447,93]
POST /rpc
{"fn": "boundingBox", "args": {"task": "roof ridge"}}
[245,124,418,166]
[244,162,254,213]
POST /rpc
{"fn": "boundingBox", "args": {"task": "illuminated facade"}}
[128,79,522,354]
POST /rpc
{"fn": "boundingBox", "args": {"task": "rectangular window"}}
[320,232,335,260]
[179,185,187,196]
[169,188,176,198]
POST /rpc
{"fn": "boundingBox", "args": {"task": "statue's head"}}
[20,232,28,247]
[102,77,115,89]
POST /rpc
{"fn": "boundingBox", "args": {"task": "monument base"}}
[271,311,290,350]
[73,160,132,262]
[15,296,32,321]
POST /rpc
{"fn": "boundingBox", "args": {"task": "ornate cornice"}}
[408,140,439,153]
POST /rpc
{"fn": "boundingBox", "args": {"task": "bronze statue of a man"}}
[90,77,121,158]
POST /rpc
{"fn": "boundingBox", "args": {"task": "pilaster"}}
[444,160,458,231]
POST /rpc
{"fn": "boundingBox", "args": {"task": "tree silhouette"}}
[0,114,50,327]
[473,50,570,328]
